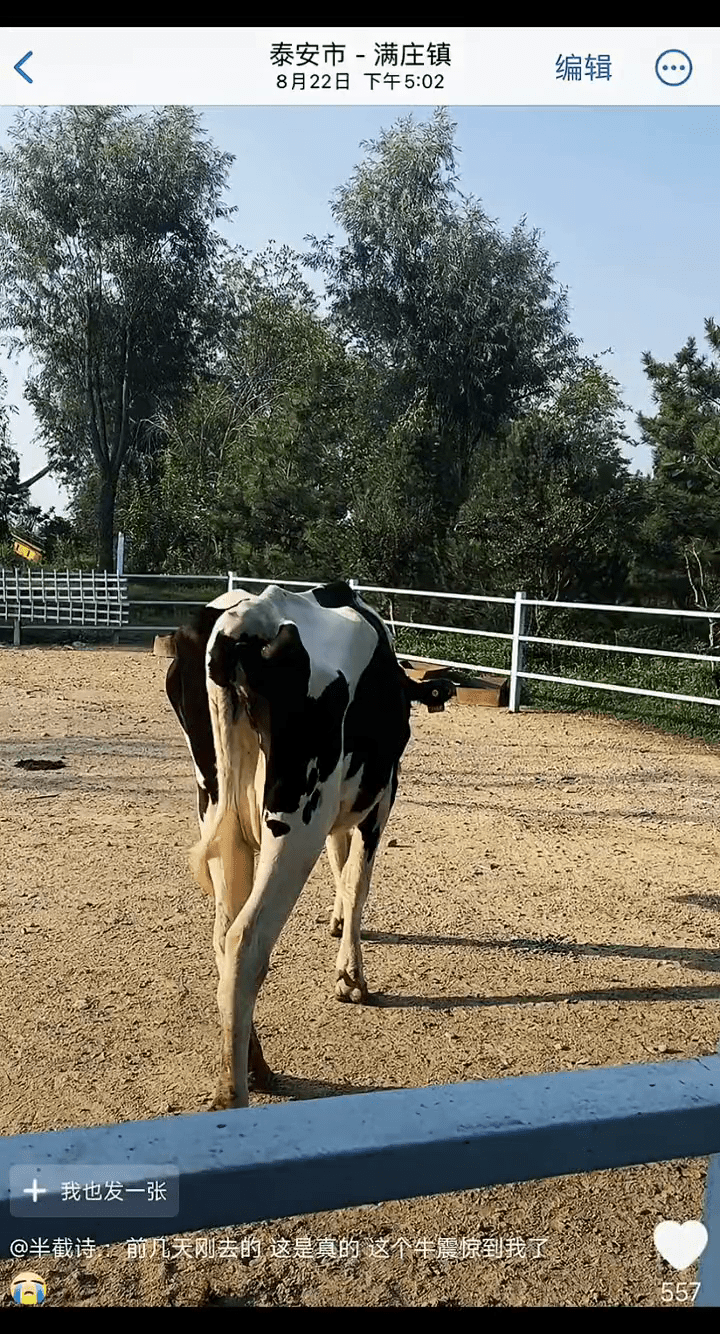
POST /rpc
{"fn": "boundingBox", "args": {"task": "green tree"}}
[305,108,579,543]
[0,106,235,569]
[637,319,720,632]
[0,369,46,548]
[118,244,356,576]
[312,393,445,588]
[447,361,644,628]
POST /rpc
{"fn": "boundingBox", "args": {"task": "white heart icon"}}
[654,1220,708,1270]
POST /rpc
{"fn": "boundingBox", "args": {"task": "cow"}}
[165,581,455,1110]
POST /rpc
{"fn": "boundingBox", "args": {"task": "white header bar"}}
[0,28,716,105]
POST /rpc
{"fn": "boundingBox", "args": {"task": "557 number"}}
[661,1282,700,1303]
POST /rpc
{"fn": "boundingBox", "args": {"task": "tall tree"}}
[305,108,579,541]
[638,319,720,632]
[0,106,234,568]
[117,244,357,575]
[0,370,44,544]
[447,361,644,624]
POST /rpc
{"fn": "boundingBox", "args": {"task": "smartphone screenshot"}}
[0,26,719,1309]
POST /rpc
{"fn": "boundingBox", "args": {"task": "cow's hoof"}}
[248,1029,273,1091]
[208,1085,246,1112]
[208,1094,231,1111]
[329,916,343,938]
[208,1094,245,1112]
[248,1064,276,1093]
[335,973,369,1004]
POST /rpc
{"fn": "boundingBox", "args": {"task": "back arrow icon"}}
[14,52,32,84]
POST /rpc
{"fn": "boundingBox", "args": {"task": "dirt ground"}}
[0,646,719,1308]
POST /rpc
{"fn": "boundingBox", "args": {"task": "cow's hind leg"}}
[334,791,392,1004]
[207,823,274,1097]
[212,826,326,1110]
[326,829,352,937]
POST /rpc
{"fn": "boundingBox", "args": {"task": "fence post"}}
[508,590,527,713]
[115,532,124,577]
[227,571,234,593]
[13,617,21,648]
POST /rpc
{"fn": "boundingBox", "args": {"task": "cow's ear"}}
[261,622,303,663]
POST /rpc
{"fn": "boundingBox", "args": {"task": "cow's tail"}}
[188,671,242,898]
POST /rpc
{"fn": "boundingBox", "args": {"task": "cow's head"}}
[398,660,457,713]
[407,676,456,713]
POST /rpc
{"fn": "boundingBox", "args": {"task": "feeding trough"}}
[400,660,509,707]
[153,634,177,657]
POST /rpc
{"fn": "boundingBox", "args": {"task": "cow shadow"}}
[250,1072,388,1102]
[362,928,720,972]
[401,795,720,829]
[204,1296,252,1307]
[371,982,720,1010]
[359,929,720,1009]
[673,892,720,914]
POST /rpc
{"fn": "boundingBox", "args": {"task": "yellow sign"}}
[12,539,43,564]
[11,1272,46,1305]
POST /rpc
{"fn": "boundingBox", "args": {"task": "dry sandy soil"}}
[0,646,719,1308]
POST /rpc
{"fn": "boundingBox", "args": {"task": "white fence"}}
[508,592,720,714]
[226,574,720,716]
[0,568,129,644]
[0,568,128,628]
[5,568,720,720]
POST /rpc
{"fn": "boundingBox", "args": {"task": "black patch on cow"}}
[302,788,321,824]
[389,761,400,809]
[266,818,290,837]
[166,607,225,806]
[207,628,239,690]
[266,672,348,815]
[197,783,210,821]
[208,624,350,818]
[311,581,356,609]
[358,803,382,861]
[344,639,413,815]
[312,583,413,815]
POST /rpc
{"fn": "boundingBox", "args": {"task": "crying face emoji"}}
[11,1272,46,1305]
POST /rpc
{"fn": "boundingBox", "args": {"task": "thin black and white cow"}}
[166,581,455,1110]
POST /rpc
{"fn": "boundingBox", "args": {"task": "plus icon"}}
[23,1178,47,1203]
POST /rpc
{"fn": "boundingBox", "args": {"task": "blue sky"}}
[1,104,718,516]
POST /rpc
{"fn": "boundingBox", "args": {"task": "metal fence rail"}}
[2,1056,719,1303]
[224,575,720,715]
[0,569,128,631]
[508,591,720,713]
[6,568,720,721]
[316,579,720,713]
